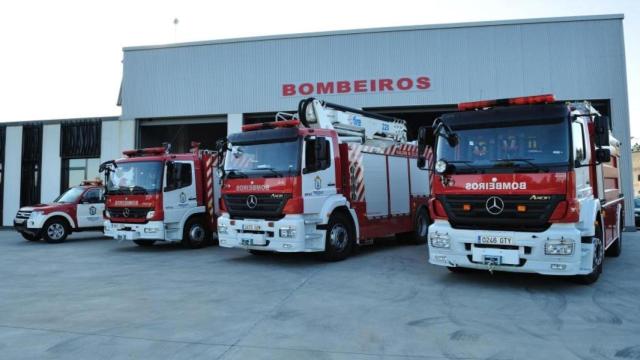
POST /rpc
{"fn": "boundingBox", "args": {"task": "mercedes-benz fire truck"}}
[216,98,430,261]
[102,143,220,248]
[417,94,623,283]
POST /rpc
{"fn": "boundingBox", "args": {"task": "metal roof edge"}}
[123,14,624,52]
[0,116,120,127]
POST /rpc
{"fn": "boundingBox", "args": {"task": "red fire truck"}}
[14,180,105,243]
[216,98,430,261]
[417,94,623,283]
[102,143,219,248]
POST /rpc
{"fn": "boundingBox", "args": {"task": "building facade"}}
[1,14,635,227]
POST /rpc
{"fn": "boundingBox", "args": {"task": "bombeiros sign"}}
[282,76,431,97]
[465,177,527,191]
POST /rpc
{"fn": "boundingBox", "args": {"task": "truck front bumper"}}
[217,214,326,252]
[104,220,167,241]
[428,220,595,276]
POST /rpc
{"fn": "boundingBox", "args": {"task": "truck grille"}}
[108,207,152,219]
[438,195,564,232]
[15,210,32,220]
[223,193,291,220]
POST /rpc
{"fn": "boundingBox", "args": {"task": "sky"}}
[0,0,638,139]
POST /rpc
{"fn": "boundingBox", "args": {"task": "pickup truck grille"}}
[15,211,32,220]
[223,194,291,220]
[438,195,564,232]
[108,207,151,219]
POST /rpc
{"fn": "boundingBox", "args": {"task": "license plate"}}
[242,224,262,231]
[478,235,513,245]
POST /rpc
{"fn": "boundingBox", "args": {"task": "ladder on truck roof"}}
[278,98,408,145]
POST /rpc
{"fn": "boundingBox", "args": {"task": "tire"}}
[134,240,156,247]
[406,207,429,245]
[606,212,622,257]
[182,217,209,249]
[575,220,605,285]
[321,212,355,262]
[42,219,69,244]
[20,232,40,242]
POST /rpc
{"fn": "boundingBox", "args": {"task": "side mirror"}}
[595,148,611,163]
[594,116,610,147]
[417,127,428,169]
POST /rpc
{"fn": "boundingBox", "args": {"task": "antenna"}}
[173,18,179,42]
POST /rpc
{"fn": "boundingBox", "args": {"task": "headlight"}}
[279,226,296,238]
[435,160,448,174]
[29,211,44,219]
[430,231,450,248]
[545,239,574,255]
[218,225,228,234]
[146,211,156,219]
[144,228,158,233]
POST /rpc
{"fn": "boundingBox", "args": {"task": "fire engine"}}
[101,143,220,248]
[14,180,105,243]
[417,94,623,284]
[216,98,430,261]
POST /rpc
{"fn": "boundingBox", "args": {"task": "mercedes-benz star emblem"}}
[246,195,258,209]
[485,196,504,215]
[123,208,130,218]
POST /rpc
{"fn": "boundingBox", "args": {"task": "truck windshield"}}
[106,161,163,194]
[224,139,300,178]
[54,187,84,203]
[437,120,569,173]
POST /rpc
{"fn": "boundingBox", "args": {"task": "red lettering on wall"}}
[337,81,351,93]
[416,76,431,89]
[397,77,413,90]
[354,80,367,92]
[378,79,393,91]
[370,79,377,92]
[317,82,334,94]
[299,83,314,95]
[282,84,296,96]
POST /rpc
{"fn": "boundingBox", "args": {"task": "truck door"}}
[163,161,197,225]
[76,188,105,228]
[301,136,336,214]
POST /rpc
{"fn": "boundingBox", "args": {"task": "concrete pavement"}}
[0,230,639,359]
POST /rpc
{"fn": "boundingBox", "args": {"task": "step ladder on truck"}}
[417,94,623,283]
[216,98,431,261]
[101,142,220,248]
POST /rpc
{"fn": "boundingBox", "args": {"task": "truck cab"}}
[418,95,623,284]
[102,145,218,248]
[14,181,105,243]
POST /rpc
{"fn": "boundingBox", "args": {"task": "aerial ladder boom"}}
[295,98,408,144]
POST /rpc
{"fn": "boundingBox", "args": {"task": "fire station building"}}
[0,14,634,228]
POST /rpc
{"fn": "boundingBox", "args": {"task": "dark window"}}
[60,119,102,192]
[20,124,43,206]
[165,162,192,191]
[82,189,104,203]
[304,137,331,173]
[0,126,5,219]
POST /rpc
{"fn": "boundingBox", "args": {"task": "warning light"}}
[517,205,527,213]
[463,204,472,212]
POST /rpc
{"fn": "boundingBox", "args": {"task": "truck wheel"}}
[407,207,429,245]
[183,217,208,249]
[42,219,69,244]
[321,212,354,262]
[575,221,604,285]
[606,214,622,257]
[20,233,40,242]
[134,240,155,247]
